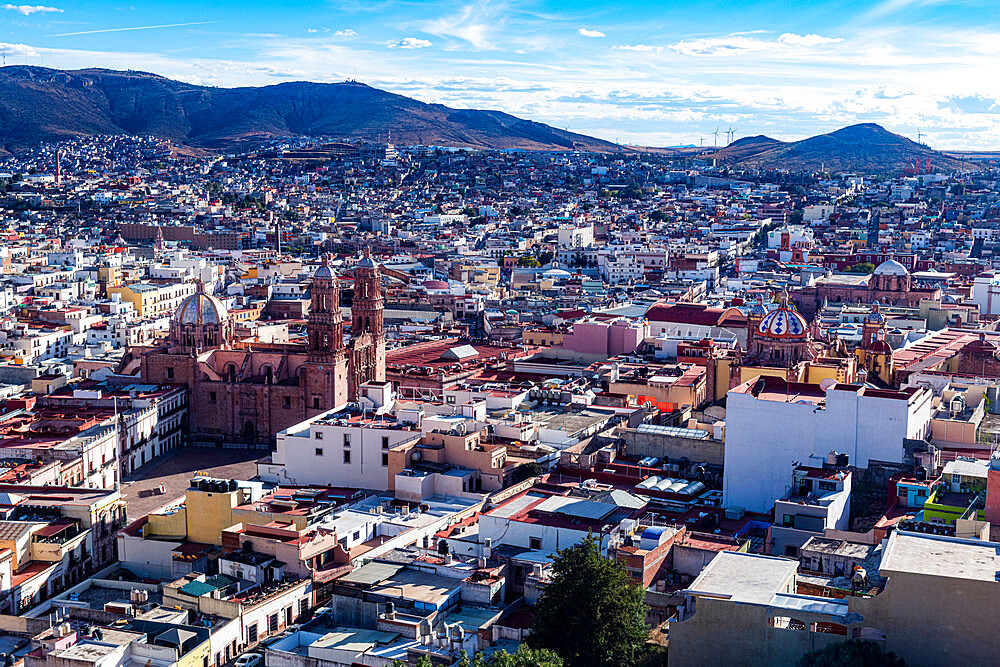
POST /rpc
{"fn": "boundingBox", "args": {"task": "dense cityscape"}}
[0,126,995,667]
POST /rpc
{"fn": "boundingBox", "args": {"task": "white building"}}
[723,376,932,513]
[265,384,420,490]
[970,273,1000,315]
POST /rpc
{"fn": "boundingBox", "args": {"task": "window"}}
[247,623,258,644]
[382,452,389,467]
[343,433,351,446]
[165,367,174,379]
[343,450,351,464]
[381,436,389,450]
[818,481,836,491]
[313,397,321,409]
[283,396,291,409]
[315,448,323,456]
[352,530,360,541]
[209,391,217,404]
[299,598,309,617]
[267,613,278,633]
[529,537,542,550]
[314,431,323,440]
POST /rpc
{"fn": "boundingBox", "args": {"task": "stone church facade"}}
[118,252,385,446]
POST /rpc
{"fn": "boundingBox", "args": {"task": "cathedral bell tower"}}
[307,254,344,363]
[348,248,386,395]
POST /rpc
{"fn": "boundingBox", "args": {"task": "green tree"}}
[796,640,906,667]
[529,533,648,667]
[459,645,563,667]
[518,256,541,268]
[847,262,876,274]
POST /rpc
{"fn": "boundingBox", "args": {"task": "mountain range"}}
[707,124,969,173]
[0,67,975,173]
[0,66,618,153]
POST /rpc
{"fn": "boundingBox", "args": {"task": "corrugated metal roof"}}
[636,423,709,439]
[337,561,404,587]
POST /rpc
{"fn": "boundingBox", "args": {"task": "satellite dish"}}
[819,378,837,391]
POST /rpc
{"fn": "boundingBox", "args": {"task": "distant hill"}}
[0,66,620,153]
[709,135,784,162]
[709,123,968,173]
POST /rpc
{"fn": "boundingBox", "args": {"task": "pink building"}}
[561,318,646,357]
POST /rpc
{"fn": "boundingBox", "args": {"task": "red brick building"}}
[118,252,385,446]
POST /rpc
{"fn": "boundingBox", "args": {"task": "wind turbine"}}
[729,127,738,145]
[916,128,924,145]
[726,126,734,145]
[712,126,720,148]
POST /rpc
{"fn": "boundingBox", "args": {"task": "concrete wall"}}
[620,428,724,466]
[668,597,845,667]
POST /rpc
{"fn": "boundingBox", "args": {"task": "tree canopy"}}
[847,262,876,274]
[459,644,564,667]
[528,533,648,667]
[796,640,907,667]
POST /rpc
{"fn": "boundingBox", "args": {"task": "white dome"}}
[175,292,229,325]
[758,307,808,339]
[873,259,909,276]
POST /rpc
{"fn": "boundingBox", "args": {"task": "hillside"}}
[709,135,785,162]
[0,66,619,153]
[709,123,968,173]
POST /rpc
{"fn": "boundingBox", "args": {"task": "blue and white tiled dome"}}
[757,306,808,339]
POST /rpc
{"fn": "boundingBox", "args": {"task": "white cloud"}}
[2,4,62,15]
[777,33,843,47]
[615,44,663,52]
[418,5,494,50]
[670,32,842,56]
[334,29,358,37]
[387,37,432,49]
[578,28,605,38]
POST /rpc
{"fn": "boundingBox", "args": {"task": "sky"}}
[2,0,1000,149]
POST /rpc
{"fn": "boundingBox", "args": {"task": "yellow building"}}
[108,281,196,318]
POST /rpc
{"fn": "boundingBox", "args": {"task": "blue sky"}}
[2,0,1000,148]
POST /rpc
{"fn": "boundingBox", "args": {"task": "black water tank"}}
[836,453,849,467]
[915,466,927,482]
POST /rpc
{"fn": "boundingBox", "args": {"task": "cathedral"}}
[117,251,386,446]
[733,291,858,387]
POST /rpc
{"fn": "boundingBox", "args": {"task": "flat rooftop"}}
[880,530,1000,583]
[686,550,797,604]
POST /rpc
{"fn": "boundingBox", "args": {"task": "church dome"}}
[314,264,335,279]
[865,304,885,324]
[867,339,892,354]
[757,307,808,339]
[175,290,229,325]
[313,253,336,279]
[747,296,768,317]
[873,258,909,276]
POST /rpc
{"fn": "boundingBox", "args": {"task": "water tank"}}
[836,453,849,467]
[915,466,927,482]
[228,479,239,492]
[640,526,669,551]
[682,481,705,495]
